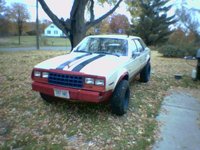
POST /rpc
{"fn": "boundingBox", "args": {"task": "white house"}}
[44,23,66,37]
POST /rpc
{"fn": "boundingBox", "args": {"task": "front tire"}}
[110,80,130,116]
[140,61,151,83]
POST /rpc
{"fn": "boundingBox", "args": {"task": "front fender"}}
[106,68,129,91]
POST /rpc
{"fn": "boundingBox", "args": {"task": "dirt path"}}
[153,89,200,150]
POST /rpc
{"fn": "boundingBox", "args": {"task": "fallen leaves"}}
[0,50,199,149]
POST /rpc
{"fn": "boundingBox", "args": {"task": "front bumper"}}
[32,82,112,103]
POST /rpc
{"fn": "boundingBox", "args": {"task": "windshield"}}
[74,37,128,56]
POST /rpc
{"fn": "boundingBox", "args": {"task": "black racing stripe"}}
[56,53,90,70]
[72,55,105,72]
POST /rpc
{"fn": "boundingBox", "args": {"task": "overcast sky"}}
[5,0,200,22]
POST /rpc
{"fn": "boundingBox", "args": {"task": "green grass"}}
[0,36,71,47]
[0,51,199,149]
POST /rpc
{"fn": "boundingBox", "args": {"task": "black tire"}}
[140,61,151,83]
[110,80,130,116]
[40,93,55,103]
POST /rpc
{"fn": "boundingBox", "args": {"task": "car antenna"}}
[126,30,130,37]
[127,33,130,37]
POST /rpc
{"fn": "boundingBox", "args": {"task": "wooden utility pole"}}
[196,49,200,80]
[36,0,40,49]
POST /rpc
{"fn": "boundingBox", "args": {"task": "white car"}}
[32,35,151,115]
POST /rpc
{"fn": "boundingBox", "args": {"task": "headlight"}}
[95,79,105,86]
[42,72,49,78]
[85,78,94,85]
[34,71,41,77]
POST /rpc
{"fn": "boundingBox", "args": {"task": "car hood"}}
[34,52,128,77]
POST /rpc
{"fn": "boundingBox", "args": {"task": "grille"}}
[48,72,84,88]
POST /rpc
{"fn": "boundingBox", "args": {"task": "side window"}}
[135,40,144,52]
[130,40,138,54]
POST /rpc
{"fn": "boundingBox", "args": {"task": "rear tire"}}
[140,61,151,83]
[110,80,130,116]
[40,93,55,103]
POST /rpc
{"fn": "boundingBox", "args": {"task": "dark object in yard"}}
[174,74,183,80]
[196,49,200,80]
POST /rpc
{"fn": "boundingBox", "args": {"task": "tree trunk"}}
[18,23,22,45]
[38,0,123,49]
[18,35,21,45]
[69,25,86,49]
[70,0,87,49]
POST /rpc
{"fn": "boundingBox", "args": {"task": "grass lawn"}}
[0,50,199,149]
[0,36,70,47]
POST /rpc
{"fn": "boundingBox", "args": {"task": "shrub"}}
[158,45,182,57]
[158,44,197,58]
[26,30,36,36]
[159,28,199,58]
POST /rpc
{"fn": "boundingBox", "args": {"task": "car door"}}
[134,39,149,69]
[126,39,141,78]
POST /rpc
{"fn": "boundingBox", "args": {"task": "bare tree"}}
[0,0,10,36]
[7,3,30,45]
[176,2,200,44]
[38,0,123,49]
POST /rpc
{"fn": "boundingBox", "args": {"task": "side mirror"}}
[132,51,140,58]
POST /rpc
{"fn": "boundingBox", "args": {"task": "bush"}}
[158,44,197,58]
[159,29,199,58]
[26,30,36,36]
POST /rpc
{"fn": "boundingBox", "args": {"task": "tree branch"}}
[89,0,94,21]
[38,0,70,34]
[86,0,123,30]
[70,0,79,18]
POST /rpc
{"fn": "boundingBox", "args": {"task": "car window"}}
[130,40,138,53]
[134,40,144,52]
[138,39,147,48]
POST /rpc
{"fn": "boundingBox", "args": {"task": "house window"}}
[50,25,54,28]
[47,30,51,34]
[54,30,58,34]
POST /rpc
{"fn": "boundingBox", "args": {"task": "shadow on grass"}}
[41,95,112,116]
[38,78,143,118]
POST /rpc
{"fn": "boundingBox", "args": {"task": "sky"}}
[5,0,200,23]
[5,0,131,22]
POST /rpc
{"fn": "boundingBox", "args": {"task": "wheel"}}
[110,80,130,116]
[140,61,151,83]
[40,93,55,103]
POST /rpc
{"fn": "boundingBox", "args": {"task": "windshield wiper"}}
[94,51,119,57]
[74,50,92,54]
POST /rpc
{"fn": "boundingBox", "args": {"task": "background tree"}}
[0,0,6,14]
[98,17,111,33]
[87,17,111,35]
[38,0,123,49]
[129,0,176,46]
[158,1,200,57]
[126,0,141,24]
[110,14,130,34]
[7,3,30,44]
[176,1,200,44]
[0,0,10,36]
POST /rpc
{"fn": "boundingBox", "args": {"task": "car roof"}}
[87,34,140,40]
